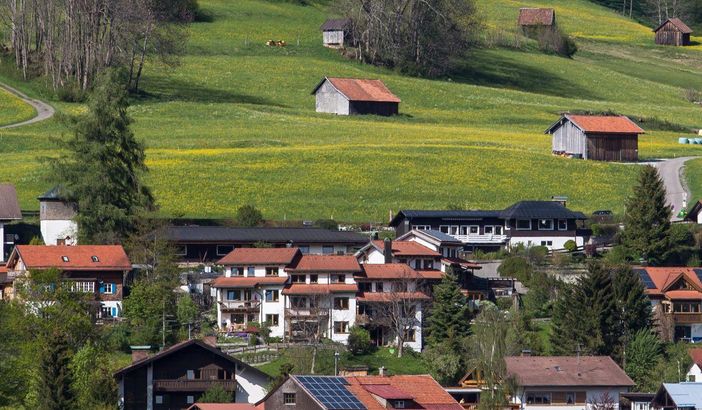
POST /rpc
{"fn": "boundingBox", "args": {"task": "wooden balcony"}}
[220,300,260,312]
[286,308,329,317]
[153,379,236,392]
[673,313,702,324]
[452,234,508,244]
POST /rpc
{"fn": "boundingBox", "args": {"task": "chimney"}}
[203,335,217,347]
[383,238,393,264]
[130,345,151,363]
[379,366,387,377]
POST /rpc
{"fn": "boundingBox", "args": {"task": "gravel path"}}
[0,82,54,129]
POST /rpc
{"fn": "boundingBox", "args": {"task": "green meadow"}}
[0,0,701,221]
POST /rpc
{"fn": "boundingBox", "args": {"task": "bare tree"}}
[287,292,330,374]
[588,392,617,410]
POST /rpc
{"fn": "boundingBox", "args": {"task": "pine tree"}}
[620,165,671,265]
[50,68,155,244]
[613,265,652,362]
[38,332,75,410]
[624,329,662,392]
[426,271,470,346]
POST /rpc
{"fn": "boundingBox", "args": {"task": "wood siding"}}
[655,21,691,46]
[315,80,350,115]
[323,30,345,47]
[262,378,324,410]
[586,133,638,162]
[552,120,587,157]
[349,101,399,116]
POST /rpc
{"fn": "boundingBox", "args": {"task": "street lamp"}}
[334,351,340,376]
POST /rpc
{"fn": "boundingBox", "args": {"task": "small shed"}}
[545,114,645,162]
[518,8,556,28]
[311,77,400,116]
[320,18,351,48]
[654,18,693,46]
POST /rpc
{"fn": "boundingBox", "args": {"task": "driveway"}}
[0,82,54,129]
[646,157,698,221]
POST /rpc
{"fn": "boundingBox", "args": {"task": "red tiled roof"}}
[664,290,702,300]
[362,384,414,400]
[217,248,299,265]
[325,78,401,103]
[640,267,702,299]
[689,348,702,367]
[282,283,358,295]
[416,270,445,280]
[347,375,462,410]
[371,240,440,257]
[654,18,693,34]
[442,257,482,269]
[211,276,288,288]
[505,356,634,387]
[518,8,555,26]
[286,255,361,272]
[11,245,131,271]
[567,115,645,134]
[357,291,430,302]
[360,264,422,280]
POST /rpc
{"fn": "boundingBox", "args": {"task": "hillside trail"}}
[0,82,54,129]
[641,156,699,221]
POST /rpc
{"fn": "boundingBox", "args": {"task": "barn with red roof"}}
[654,18,693,46]
[312,77,400,116]
[546,114,644,162]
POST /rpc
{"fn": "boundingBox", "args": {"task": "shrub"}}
[314,219,338,230]
[552,252,572,267]
[57,83,87,102]
[563,240,577,252]
[236,204,264,227]
[348,326,373,355]
[199,383,233,403]
[684,88,701,103]
[495,297,514,310]
[536,27,577,57]
[498,256,532,282]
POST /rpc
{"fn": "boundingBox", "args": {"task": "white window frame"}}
[186,395,194,404]
[439,225,449,233]
[558,219,568,231]
[334,321,349,334]
[266,314,279,326]
[484,226,494,234]
[186,370,195,380]
[73,281,95,293]
[469,225,479,234]
[174,245,187,256]
[538,219,554,231]
[412,225,431,230]
[449,225,460,235]
[515,219,532,230]
[265,290,279,302]
[284,393,296,405]
[396,400,406,409]
[103,282,114,294]
[494,225,503,235]
[155,395,164,404]
[247,266,255,276]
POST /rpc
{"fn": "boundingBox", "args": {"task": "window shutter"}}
[111,307,118,317]
[112,283,117,294]
[99,283,105,294]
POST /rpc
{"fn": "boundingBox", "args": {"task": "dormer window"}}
[394,400,406,408]
[61,256,69,262]
[91,256,99,262]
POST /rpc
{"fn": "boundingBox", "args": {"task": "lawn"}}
[0,0,701,220]
[0,86,36,127]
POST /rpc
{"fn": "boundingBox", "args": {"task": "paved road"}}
[647,156,698,221]
[0,83,54,129]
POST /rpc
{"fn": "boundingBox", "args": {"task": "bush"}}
[536,27,577,57]
[236,204,264,227]
[314,219,338,230]
[199,383,233,403]
[348,326,373,355]
[563,240,577,252]
[552,252,572,267]
[57,83,87,102]
[495,297,514,311]
[498,256,532,282]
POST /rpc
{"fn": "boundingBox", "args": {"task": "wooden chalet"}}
[320,18,351,48]
[545,114,644,162]
[312,77,400,116]
[654,18,693,46]
[518,8,556,33]
[115,339,270,409]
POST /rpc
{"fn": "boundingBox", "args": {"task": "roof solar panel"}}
[296,376,367,410]
[693,269,702,284]
[634,268,656,289]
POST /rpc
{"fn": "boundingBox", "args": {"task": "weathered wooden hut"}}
[320,18,351,48]
[518,8,556,29]
[654,18,693,46]
[545,114,644,162]
[311,77,400,116]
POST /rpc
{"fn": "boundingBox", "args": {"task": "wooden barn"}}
[311,77,400,116]
[320,18,351,48]
[518,8,556,29]
[545,114,645,162]
[654,18,693,46]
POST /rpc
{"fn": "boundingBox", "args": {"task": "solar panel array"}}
[634,269,656,289]
[296,376,366,410]
[693,269,702,284]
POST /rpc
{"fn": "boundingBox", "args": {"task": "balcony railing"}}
[153,379,236,392]
[286,307,329,317]
[451,234,508,244]
[673,312,702,324]
[219,300,261,311]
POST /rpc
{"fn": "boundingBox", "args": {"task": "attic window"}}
[91,256,99,262]
[61,256,69,262]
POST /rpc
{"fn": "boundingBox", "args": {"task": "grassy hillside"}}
[0,87,36,127]
[0,0,701,221]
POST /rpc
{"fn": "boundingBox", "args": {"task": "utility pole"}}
[162,300,166,349]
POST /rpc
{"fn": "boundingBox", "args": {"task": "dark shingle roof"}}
[37,186,65,201]
[499,201,587,220]
[163,226,368,244]
[422,229,464,243]
[0,184,22,220]
[320,18,351,31]
[390,210,502,226]
[654,18,693,34]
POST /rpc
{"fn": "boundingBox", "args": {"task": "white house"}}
[688,349,702,382]
[0,184,22,262]
[38,187,78,246]
[505,356,634,410]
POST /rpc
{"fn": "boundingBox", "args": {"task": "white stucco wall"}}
[40,219,78,246]
[512,387,628,410]
[236,366,269,403]
[509,235,584,250]
[688,363,702,382]
[330,293,356,343]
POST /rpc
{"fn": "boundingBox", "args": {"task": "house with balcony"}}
[389,201,589,252]
[637,268,702,342]
[0,184,22,262]
[4,245,131,319]
[505,356,634,410]
[115,339,271,410]
[355,237,443,271]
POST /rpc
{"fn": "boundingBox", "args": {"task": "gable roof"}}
[685,200,702,222]
[211,276,288,288]
[546,114,645,135]
[347,375,463,410]
[654,18,693,34]
[163,226,368,245]
[217,247,300,265]
[359,263,423,280]
[498,201,587,220]
[396,229,463,245]
[321,18,351,31]
[637,267,702,299]
[0,184,22,220]
[286,254,361,272]
[312,77,401,103]
[689,348,702,368]
[114,339,271,380]
[370,240,440,257]
[8,245,131,271]
[505,356,634,387]
[518,8,555,26]
[282,283,358,295]
[389,210,501,227]
[654,383,702,408]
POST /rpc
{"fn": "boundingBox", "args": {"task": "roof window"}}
[91,256,99,262]
[61,256,69,262]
